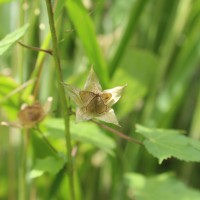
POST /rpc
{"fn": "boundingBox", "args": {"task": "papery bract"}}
[64,68,126,126]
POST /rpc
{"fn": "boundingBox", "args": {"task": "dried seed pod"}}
[1,97,53,129]
[18,103,45,128]
[64,68,126,126]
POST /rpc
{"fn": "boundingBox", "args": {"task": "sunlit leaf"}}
[109,0,149,75]
[125,173,200,200]
[110,49,158,118]
[136,124,200,163]
[70,120,116,155]
[0,75,19,120]
[111,68,147,118]
[54,0,65,19]
[0,23,29,55]
[30,156,65,179]
[119,48,159,87]
[42,118,116,155]
[30,129,56,159]
[0,75,18,102]
[0,0,13,3]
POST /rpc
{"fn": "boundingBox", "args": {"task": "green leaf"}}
[0,75,18,103]
[119,48,159,88]
[111,49,158,117]
[30,156,66,179]
[0,24,29,55]
[30,129,56,159]
[70,121,116,155]
[136,124,200,163]
[65,1,108,87]
[111,68,147,118]
[30,130,66,178]
[0,0,12,3]
[42,118,116,155]
[149,4,200,127]
[0,75,19,120]
[125,173,200,200]
[109,0,148,76]
[54,0,66,19]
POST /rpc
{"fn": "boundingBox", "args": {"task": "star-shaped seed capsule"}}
[64,68,126,126]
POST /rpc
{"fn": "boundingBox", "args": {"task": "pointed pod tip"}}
[47,96,53,102]
[1,121,9,126]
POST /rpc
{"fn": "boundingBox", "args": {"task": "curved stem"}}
[36,127,58,154]
[45,1,75,199]
[18,41,53,55]
[92,120,143,146]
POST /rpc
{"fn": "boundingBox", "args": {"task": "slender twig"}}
[36,127,58,154]
[92,120,143,146]
[18,41,53,55]
[45,1,75,200]
[0,79,35,104]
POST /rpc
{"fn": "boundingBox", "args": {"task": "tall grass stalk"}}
[18,129,29,200]
[45,0,75,199]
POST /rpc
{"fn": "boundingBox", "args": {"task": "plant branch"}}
[45,1,75,200]
[36,127,58,154]
[0,79,35,104]
[18,41,53,55]
[92,120,143,146]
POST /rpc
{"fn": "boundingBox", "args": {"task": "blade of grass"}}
[66,0,108,87]
[153,13,200,127]
[143,0,197,127]
[190,86,200,139]
[109,0,148,77]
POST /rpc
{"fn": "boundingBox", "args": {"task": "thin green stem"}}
[45,1,75,200]
[36,127,58,154]
[17,0,25,83]
[8,132,16,200]
[18,129,29,200]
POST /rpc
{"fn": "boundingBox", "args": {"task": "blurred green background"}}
[0,0,200,199]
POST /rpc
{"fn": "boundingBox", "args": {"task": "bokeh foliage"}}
[0,0,200,200]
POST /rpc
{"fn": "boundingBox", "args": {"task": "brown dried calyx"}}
[63,68,126,126]
[18,102,45,128]
[1,97,53,129]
